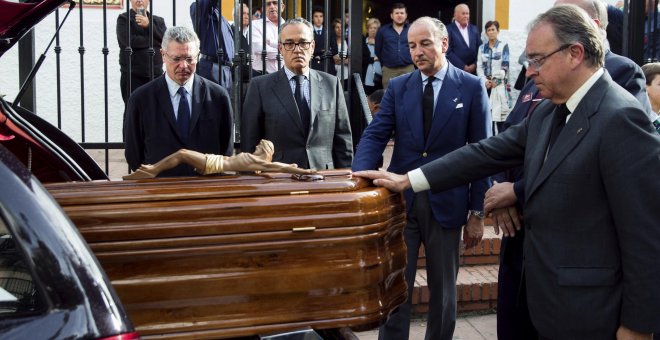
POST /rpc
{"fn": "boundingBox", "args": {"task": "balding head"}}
[453,3,470,27]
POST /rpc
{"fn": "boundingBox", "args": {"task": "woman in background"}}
[477,20,510,135]
[363,18,382,95]
[332,18,349,87]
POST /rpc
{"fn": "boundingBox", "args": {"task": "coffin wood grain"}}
[46,172,407,339]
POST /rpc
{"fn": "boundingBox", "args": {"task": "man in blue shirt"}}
[375,2,414,89]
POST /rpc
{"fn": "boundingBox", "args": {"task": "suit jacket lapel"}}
[272,68,305,134]
[189,76,205,134]
[527,75,605,200]
[427,65,462,145]
[309,70,324,131]
[403,71,425,147]
[469,25,478,49]
[156,76,181,142]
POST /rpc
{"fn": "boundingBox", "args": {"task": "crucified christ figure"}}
[123,139,315,180]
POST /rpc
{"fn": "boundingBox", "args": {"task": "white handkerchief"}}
[456,103,464,109]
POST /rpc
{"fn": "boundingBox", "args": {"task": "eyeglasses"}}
[526,44,571,70]
[266,1,279,6]
[280,41,312,51]
[163,52,199,65]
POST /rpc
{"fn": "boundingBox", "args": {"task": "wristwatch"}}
[468,210,485,219]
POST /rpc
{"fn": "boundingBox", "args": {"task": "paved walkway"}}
[354,313,496,340]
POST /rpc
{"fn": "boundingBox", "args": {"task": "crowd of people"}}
[118,1,660,340]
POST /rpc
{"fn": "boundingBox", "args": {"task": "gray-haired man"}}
[241,18,352,170]
[124,26,234,177]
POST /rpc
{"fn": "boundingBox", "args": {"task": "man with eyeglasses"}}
[482,2,654,338]
[124,26,234,177]
[241,18,352,171]
[355,5,660,339]
[250,0,285,75]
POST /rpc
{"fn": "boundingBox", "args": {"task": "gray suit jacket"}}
[241,68,353,170]
[419,72,660,337]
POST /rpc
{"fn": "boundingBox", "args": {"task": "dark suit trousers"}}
[379,193,461,340]
[497,226,538,340]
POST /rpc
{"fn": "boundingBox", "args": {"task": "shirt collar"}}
[165,72,195,97]
[565,68,604,114]
[455,20,468,30]
[421,58,449,83]
[284,67,310,81]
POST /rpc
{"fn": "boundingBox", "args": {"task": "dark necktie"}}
[548,104,570,152]
[294,75,311,135]
[423,76,436,140]
[177,87,191,142]
[653,117,660,134]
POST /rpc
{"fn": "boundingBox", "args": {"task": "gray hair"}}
[161,26,200,52]
[410,16,448,45]
[280,17,314,42]
[529,4,604,68]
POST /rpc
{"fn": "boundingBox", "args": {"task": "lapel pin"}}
[453,98,458,102]
[577,128,583,134]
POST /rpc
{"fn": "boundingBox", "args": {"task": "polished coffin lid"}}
[45,171,408,339]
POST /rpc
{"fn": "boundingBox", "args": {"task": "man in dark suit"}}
[446,3,480,75]
[310,7,337,76]
[356,5,660,339]
[124,26,234,177]
[353,16,491,340]
[490,2,654,339]
[241,18,352,170]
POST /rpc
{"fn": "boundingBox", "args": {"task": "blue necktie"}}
[653,117,660,135]
[548,104,570,152]
[177,87,191,142]
[294,75,311,136]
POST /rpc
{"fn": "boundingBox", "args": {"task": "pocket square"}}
[456,103,464,109]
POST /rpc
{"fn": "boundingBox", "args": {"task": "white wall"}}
[478,0,553,100]
[0,1,195,143]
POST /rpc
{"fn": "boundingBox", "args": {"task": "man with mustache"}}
[352,16,491,340]
[241,18,353,171]
[356,5,660,339]
[124,26,234,177]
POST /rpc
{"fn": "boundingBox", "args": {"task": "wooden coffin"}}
[45,171,407,339]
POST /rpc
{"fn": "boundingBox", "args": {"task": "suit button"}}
[422,152,428,157]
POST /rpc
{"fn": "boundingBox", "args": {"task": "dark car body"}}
[0,145,137,339]
[0,0,137,338]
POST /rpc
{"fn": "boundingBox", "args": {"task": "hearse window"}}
[0,216,44,316]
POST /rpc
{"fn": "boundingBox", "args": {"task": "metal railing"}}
[15,0,367,176]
